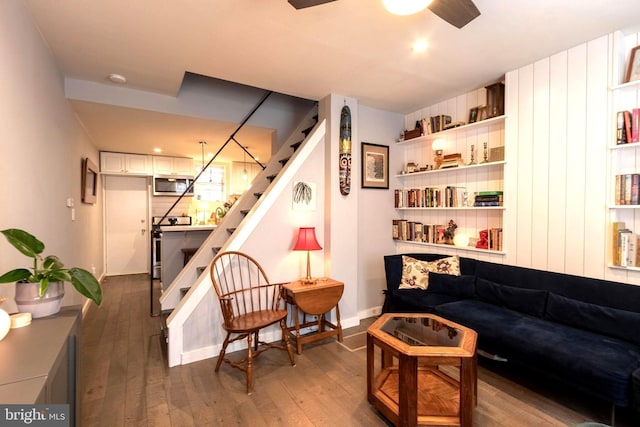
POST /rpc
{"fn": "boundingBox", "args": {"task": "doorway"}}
[104,175,150,275]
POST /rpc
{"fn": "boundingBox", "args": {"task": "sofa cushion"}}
[427,273,475,299]
[399,255,460,290]
[387,289,460,313]
[475,278,548,318]
[545,293,640,346]
[435,299,640,406]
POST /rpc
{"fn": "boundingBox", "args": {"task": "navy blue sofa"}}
[383,253,640,414]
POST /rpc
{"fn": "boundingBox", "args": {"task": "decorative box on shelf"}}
[403,129,422,140]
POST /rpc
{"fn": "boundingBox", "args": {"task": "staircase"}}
[158,106,319,343]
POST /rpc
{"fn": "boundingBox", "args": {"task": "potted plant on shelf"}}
[0,228,102,318]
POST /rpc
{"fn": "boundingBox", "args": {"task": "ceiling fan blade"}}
[288,0,337,9]
[428,0,480,29]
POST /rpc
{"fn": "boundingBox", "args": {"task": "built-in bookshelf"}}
[608,55,640,269]
[393,114,506,254]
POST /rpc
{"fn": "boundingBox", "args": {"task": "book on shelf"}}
[625,110,633,144]
[429,115,452,133]
[612,223,640,267]
[614,174,640,205]
[617,111,626,144]
[617,228,637,267]
[612,221,625,266]
[488,228,503,251]
[616,109,640,144]
[473,191,503,207]
[633,108,640,143]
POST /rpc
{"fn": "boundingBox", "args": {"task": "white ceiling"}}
[23,0,640,160]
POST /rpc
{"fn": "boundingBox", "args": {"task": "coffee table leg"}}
[460,357,475,427]
[399,353,418,427]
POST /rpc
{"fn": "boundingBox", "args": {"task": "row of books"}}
[612,222,640,267]
[616,109,640,144]
[415,115,464,136]
[395,187,466,208]
[473,191,503,207]
[484,228,504,251]
[392,220,447,244]
[394,189,503,208]
[614,174,640,205]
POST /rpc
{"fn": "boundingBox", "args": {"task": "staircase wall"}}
[165,120,327,366]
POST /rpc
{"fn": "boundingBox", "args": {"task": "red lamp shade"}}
[293,227,322,283]
[293,227,322,251]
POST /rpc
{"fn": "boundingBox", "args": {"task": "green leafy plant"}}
[0,228,102,306]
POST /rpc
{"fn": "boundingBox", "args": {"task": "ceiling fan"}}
[288,0,481,29]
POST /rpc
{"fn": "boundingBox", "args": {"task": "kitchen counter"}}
[160,224,216,232]
[160,226,215,289]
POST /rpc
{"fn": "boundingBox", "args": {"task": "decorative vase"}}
[14,281,65,318]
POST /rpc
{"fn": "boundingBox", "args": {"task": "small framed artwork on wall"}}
[81,157,98,204]
[361,142,389,189]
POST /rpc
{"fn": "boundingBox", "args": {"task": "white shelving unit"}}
[608,77,640,269]
[393,115,506,255]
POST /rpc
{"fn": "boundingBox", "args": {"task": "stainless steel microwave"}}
[153,175,194,197]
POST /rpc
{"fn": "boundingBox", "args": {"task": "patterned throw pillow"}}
[399,255,461,290]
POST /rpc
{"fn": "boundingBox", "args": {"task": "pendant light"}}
[242,146,248,181]
[382,0,432,16]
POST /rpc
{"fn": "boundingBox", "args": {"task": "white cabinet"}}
[393,115,506,254]
[100,152,151,175]
[152,156,194,176]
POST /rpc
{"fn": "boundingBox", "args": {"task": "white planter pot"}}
[14,281,65,318]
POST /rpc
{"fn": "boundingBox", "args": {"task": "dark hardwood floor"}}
[79,274,639,426]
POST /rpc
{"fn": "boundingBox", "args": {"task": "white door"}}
[105,175,149,275]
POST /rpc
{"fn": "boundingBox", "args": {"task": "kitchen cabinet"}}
[152,156,194,176]
[100,151,151,175]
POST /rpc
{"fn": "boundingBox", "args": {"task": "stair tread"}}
[301,125,314,136]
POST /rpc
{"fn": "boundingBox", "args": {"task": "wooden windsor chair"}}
[209,251,295,393]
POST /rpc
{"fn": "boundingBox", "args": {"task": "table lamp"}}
[293,227,322,284]
[432,138,446,169]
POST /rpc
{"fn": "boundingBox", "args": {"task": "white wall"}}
[357,105,403,315]
[0,1,103,312]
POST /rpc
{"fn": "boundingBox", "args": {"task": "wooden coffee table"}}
[367,313,477,427]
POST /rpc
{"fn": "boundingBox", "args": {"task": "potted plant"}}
[0,228,102,318]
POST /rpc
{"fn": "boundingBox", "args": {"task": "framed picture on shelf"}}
[468,107,479,124]
[361,142,389,189]
[625,45,640,83]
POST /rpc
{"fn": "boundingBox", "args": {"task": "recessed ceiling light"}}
[153,148,162,153]
[108,73,127,84]
[413,39,428,52]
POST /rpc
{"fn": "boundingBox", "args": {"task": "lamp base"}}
[300,277,317,285]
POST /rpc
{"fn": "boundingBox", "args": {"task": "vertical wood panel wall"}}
[505,35,609,277]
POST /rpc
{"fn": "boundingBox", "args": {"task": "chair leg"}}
[215,332,231,372]
[280,318,296,366]
[246,332,254,394]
